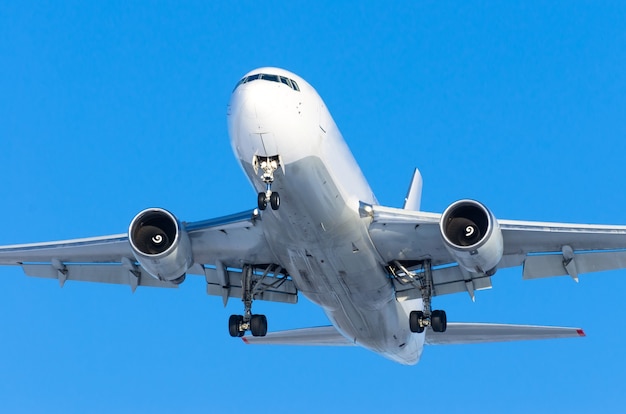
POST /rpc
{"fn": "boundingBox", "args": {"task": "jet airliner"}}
[2,67,626,365]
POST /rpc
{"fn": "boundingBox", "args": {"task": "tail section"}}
[241,326,353,346]
[426,323,585,345]
[241,323,584,347]
[403,168,423,210]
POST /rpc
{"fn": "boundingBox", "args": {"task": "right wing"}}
[241,323,585,346]
[0,209,297,303]
[363,203,626,299]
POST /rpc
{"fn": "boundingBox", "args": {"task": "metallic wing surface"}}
[0,209,289,298]
[363,203,626,300]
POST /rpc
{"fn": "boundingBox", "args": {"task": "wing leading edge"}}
[362,203,626,293]
[0,209,293,301]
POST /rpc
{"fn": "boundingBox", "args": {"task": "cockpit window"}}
[262,74,279,83]
[233,73,301,92]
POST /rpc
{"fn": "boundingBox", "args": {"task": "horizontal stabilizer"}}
[242,323,584,347]
[241,326,354,346]
[425,323,585,345]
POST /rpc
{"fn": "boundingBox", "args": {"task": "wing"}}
[362,203,626,298]
[0,209,296,303]
[241,323,584,346]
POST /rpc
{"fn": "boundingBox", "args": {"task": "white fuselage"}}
[227,68,424,364]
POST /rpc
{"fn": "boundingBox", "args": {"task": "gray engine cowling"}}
[128,208,192,282]
[439,199,503,276]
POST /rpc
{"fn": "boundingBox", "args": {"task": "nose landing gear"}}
[257,188,280,211]
[254,155,281,210]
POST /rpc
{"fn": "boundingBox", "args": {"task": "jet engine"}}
[128,208,193,283]
[439,199,503,276]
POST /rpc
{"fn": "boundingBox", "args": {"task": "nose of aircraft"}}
[228,80,286,160]
[234,81,283,126]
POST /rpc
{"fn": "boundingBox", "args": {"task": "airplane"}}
[1,67,626,365]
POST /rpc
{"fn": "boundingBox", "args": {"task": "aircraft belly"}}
[252,156,422,364]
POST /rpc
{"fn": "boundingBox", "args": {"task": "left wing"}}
[0,209,296,302]
[362,203,626,298]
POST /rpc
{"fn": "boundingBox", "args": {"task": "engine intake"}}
[129,208,193,282]
[440,199,503,275]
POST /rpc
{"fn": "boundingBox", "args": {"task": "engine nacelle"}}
[439,199,503,275]
[128,208,193,282]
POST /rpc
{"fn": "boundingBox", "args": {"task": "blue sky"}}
[1,2,626,413]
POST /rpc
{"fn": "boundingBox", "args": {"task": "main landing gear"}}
[409,309,447,334]
[228,314,267,337]
[228,265,268,337]
[254,155,281,211]
[390,260,448,334]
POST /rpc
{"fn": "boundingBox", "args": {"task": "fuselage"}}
[227,67,424,364]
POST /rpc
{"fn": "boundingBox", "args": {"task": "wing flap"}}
[241,326,354,346]
[394,265,493,300]
[22,263,177,289]
[523,250,626,280]
[425,323,585,345]
[204,267,297,304]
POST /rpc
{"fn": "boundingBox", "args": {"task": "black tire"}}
[250,314,268,337]
[228,314,244,337]
[409,310,425,333]
[431,310,447,333]
[270,192,280,210]
[257,192,267,210]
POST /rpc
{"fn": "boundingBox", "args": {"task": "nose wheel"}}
[253,155,282,210]
[257,191,280,211]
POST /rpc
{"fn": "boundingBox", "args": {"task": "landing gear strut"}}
[390,260,447,333]
[254,155,281,211]
[228,265,268,337]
